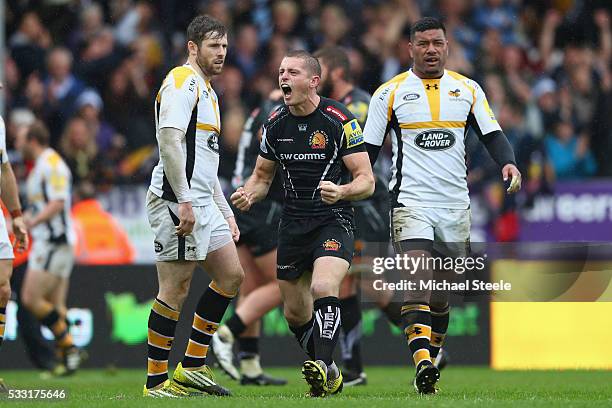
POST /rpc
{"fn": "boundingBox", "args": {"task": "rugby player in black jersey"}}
[211,90,287,386]
[231,50,374,397]
[314,46,403,386]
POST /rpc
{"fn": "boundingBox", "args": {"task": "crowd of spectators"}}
[3,0,611,203]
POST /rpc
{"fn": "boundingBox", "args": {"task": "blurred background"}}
[1,0,611,371]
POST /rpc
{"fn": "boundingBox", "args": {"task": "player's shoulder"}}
[319,97,354,125]
[445,70,482,92]
[263,104,289,128]
[41,148,67,170]
[164,65,199,91]
[373,71,411,99]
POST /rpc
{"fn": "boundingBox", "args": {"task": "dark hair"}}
[314,46,351,81]
[285,50,322,77]
[26,120,50,146]
[187,15,227,45]
[410,17,446,40]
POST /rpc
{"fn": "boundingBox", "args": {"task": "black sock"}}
[182,282,235,368]
[430,305,450,360]
[226,314,247,337]
[237,336,259,361]
[382,301,403,327]
[289,315,315,359]
[340,295,363,373]
[146,298,179,389]
[313,296,342,366]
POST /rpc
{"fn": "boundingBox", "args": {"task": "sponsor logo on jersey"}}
[202,89,209,99]
[323,239,341,251]
[378,87,391,101]
[268,108,281,121]
[403,93,420,101]
[154,241,163,253]
[326,105,347,121]
[309,131,328,149]
[449,89,461,98]
[298,123,307,131]
[280,153,326,160]
[414,130,456,151]
[207,134,219,153]
[343,119,364,148]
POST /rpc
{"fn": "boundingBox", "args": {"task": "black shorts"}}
[276,212,355,280]
[353,196,390,257]
[235,200,282,257]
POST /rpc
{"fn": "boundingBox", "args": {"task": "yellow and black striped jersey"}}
[149,63,221,205]
[364,69,501,209]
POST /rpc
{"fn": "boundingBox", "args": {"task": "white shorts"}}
[28,241,75,278]
[146,190,232,262]
[391,207,471,257]
[0,215,14,260]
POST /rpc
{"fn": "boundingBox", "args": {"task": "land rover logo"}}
[414,130,456,150]
[403,93,420,101]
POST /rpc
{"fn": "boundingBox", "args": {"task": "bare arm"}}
[320,151,375,204]
[231,156,277,211]
[1,162,22,215]
[27,199,64,228]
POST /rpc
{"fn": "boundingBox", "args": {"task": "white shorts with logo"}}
[146,190,232,262]
[391,206,471,257]
[0,215,14,260]
[28,241,75,278]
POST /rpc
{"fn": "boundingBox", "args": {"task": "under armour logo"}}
[425,84,438,90]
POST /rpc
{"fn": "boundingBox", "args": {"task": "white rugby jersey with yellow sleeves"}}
[149,63,221,206]
[364,69,501,209]
[26,148,75,244]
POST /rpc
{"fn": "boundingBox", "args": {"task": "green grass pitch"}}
[2,366,611,407]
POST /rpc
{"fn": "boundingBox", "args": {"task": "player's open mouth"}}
[281,84,292,97]
[424,57,439,64]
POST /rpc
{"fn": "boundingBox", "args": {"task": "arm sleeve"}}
[258,123,278,161]
[159,127,192,203]
[45,164,71,201]
[480,130,517,167]
[158,70,198,132]
[468,81,502,137]
[363,86,392,147]
[468,81,515,167]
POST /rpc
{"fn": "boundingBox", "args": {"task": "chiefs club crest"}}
[309,131,328,149]
[323,239,341,251]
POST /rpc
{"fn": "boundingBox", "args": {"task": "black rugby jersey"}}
[233,97,284,202]
[259,97,366,218]
[341,87,388,203]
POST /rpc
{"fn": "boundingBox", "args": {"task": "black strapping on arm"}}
[366,143,382,166]
[468,112,516,167]
[480,130,516,168]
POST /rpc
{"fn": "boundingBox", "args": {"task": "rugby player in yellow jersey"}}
[364,17,521,394]
[143,15,244,398]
